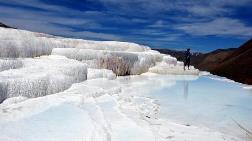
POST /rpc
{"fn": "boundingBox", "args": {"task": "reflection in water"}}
[183,80,189,100]
[138,75,252,140]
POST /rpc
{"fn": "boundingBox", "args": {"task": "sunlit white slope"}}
[0,26,199,102]
[56,38,151,52]
[0,28,67,58]
[0,55,87,102]
[0,27,199,75]
[0,27,149,58]
[52,48,163,75]
[0,77,239,141]
[0,59,23,71]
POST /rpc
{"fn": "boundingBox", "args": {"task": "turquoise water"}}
[0,104,94,141]
[1,74,251,140]
[150,75,252,138]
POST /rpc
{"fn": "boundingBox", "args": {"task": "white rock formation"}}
[0,59,23,71]
[0,55,87,102]
[87,68,116,80]
[0,27,198,75]
[52,48,164,75]
[0,27,149,58]
[0,26,199,101]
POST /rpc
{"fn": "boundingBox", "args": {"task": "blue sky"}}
[0,0,251,52]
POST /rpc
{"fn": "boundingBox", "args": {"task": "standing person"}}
[184,48,191,70]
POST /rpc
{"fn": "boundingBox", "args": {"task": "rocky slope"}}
[196,48,236,71]
[212,39,252,85]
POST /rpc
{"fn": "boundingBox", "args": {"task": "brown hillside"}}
[212,39,252,84]
[197,49,235,71]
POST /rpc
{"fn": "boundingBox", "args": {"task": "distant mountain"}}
[212,39,252,85]
[153,49,206,67]
[0,22,15,28]
[196,48,236,71]
[154,39,252,85]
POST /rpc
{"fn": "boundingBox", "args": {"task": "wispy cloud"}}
[176,18,252,37]
[0,1,123,41]
[148,20,166,28]
[71,31,123,40]
[0,0,251,51]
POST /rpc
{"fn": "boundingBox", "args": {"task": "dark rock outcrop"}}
[0,22,14,28]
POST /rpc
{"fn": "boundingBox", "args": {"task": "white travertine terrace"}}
[0,55,87,102]
[1,27,229,141]
[0,27,199,101]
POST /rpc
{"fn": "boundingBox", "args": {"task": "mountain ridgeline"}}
[154,39,252,85]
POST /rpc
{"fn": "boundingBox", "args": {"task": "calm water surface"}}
[149,75,252,138]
